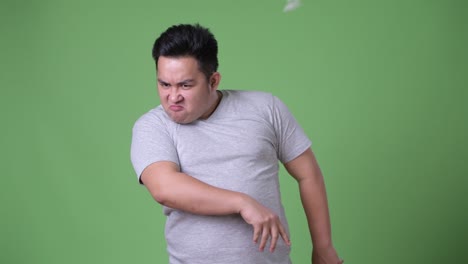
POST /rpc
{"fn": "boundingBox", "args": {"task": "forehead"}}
[157,56,203,79]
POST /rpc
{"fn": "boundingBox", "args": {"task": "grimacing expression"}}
[157,56,221,124]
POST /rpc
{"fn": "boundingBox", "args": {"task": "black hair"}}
[152,24,219,79]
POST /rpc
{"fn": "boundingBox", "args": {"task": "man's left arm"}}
[284,148,343,264]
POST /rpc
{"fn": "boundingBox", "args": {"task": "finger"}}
[269,224,279,252]
[259,226,269,251]
[252,224,261,244]
[277,221,290,246]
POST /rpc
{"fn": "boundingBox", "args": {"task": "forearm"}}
[298,176,333,249]
[141,161,248,216]
[284,149,335,249]
[157,172,248,215]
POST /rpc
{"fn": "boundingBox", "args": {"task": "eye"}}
[181,84,192,89]
[159,82,170,88]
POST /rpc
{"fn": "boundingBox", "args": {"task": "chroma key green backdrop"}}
[1,0,467,263]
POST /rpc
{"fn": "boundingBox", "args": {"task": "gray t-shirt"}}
[131,90,311,264]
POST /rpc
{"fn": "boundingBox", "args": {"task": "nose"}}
[169,87,182,103]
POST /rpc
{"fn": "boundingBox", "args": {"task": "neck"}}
[201,90,223,120]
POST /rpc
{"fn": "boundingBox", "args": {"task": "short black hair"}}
[152,24,219,79]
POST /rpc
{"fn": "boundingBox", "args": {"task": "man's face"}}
[157,56,220,124]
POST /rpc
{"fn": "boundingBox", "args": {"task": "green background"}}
[1,0,467,263]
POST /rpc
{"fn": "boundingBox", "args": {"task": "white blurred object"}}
[283,0,301,12]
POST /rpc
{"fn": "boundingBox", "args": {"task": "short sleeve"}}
[130,110,179,183]
[271,96,312,163]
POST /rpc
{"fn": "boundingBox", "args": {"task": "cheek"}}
[188,93,206,107]
[182,89,209,110]
[157,88,165,99]
[182,93,196,108]
[158,89,172,103]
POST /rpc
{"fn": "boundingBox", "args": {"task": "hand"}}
[238,195,291,252]
[312,246,343,264]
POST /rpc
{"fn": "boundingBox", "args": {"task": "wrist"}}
[234,192,251,214]
[312,240,333,251]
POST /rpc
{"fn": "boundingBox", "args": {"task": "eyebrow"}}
[157,79,195,85]
[178,79,195,85]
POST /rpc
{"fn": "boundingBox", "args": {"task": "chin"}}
[173,120,190,124]
[170,115,194,124]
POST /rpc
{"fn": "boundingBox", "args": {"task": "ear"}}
[209,72,221,90]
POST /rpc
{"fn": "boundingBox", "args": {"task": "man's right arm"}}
[141,161,245,215]
[140,161,291,252]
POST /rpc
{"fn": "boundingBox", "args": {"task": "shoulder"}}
[222,90,279,110]
[132,105,174,132]
[224,89,275,101]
